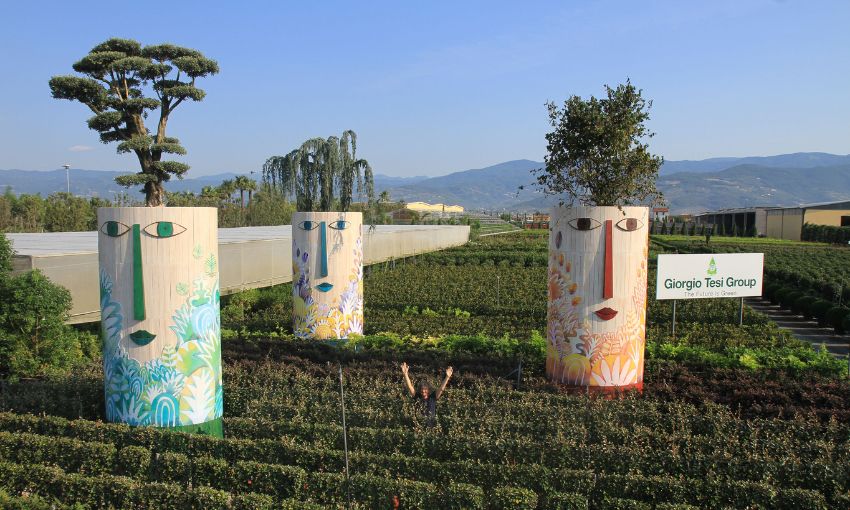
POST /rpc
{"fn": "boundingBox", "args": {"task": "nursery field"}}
[1,231,849,509]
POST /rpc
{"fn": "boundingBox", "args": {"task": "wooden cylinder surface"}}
[546,206,649,389]
[97,207,223,432]
[292,211,364,340]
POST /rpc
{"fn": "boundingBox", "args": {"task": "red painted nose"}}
[603,219,613,299]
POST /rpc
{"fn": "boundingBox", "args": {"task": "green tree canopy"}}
[49,38,219,206]
[0,232,13,279]
[534,80,663,207]
[262,130,374,212]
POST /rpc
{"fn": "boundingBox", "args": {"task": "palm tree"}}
[261,130,374,212]
[218,179,237,204]
[245,177,257,205]
[234,175,257,209]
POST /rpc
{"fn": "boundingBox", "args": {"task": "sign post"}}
[656,253,764,327]
[672,299,677,337]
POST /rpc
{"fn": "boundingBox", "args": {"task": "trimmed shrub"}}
[780,290,804,310]
[117,445,151,479]
[488,486,537,509]
[547,491,589,510]
[811,300,835,326]
[792,295,817,317]
[825,306,850,334]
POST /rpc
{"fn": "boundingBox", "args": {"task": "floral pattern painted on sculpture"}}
[293,237,364,339]
[546,246,647,387]
[100,264,223,426]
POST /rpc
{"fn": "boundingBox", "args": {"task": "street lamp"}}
[62,164,71,195]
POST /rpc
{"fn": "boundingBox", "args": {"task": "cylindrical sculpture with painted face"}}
[292,211,364,340]
[97,207,223,435]
[547,206,649,390]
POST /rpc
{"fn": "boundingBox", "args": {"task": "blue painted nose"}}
[319,221,328,278]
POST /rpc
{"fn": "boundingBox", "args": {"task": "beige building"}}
[406,201,464,214]
[765,201,850,241]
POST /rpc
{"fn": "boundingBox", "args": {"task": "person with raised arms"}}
[401,362,453,429]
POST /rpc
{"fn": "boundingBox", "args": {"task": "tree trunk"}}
[248,190,253,204]
[145,181,165,207]
[240,190,245,209]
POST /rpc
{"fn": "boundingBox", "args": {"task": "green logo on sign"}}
[707,257,717,276]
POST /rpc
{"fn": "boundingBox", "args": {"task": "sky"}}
[1,0,849,178]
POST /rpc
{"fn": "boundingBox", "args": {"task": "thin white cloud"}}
[68,145,94,152]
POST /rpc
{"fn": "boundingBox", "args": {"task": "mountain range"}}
[3,152,850,214]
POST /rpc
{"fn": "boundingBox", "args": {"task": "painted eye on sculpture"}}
[329,220,349,230]
[100,221,131,238]
[616,218,643,232]
[299,221,320,231]
[143,221,187,238]
[568,218,601,231]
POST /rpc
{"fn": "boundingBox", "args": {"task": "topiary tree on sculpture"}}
[263,131,374,340]
[51,39,224,435]
[537,80,661,391]
[261,130,374,212]
[49,38,218,206]
[533,79,663,207]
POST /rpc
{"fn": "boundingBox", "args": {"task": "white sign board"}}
[656,253,764,300]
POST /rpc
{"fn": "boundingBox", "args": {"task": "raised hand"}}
[446,366,453,378]
[401,362,409,376]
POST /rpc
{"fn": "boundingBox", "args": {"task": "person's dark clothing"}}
[413,394,437,428]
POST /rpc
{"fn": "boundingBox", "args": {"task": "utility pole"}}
[338,364,352,510]
[62,164,71,195]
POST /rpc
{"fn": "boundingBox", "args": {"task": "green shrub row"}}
[0,489,68,510]
[0,460,301,510]
[802,223,850,245]
[764,282,850,334]
[1,420,847,506]
[1,436,840,510]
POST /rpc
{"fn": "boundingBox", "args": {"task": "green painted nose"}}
[132,224,145,321]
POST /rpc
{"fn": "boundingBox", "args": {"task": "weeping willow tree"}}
[262,130,374,212]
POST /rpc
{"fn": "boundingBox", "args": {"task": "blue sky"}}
[1,0,849,177]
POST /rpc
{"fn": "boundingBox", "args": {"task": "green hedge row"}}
[764,282,850,333]
[2,410,848,494]
[802,223,850,245]
[0,428,845,508]
[0,460,307,510]
[0,489,66,510]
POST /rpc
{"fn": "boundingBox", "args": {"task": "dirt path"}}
[746,297,850,357]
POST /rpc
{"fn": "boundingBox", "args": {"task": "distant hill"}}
[385,157,850,213]
[0,168,241,199]
[6,153,850,214]
[659,163,850,214]
[0,169,427,201]
[659,152,850,175]
[386,160,543,210]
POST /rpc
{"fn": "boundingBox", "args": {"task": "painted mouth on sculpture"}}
[129,330,157,346]
[315,283,334,293]
[594,307,618,321]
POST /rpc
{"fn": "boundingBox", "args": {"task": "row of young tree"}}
[652,220,757,237]
[802,223,850,244]
[0,182,404,233]
[0,177,301,233]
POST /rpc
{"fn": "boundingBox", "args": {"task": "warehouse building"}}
[694,206,772,236]
[764,200,850,241]
[695,200,850,241]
